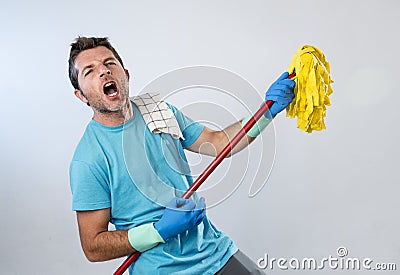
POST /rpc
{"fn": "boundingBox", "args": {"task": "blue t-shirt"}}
[70,101,237,274]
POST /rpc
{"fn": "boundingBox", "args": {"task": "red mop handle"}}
[114,72,295,275]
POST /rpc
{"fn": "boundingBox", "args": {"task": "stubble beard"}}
[95,98,127,114]
[92,78,130,115]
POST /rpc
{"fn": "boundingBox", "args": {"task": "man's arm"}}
[185,121,255,157]
[76,198,206,262]
[186,72,295,157]
[76,208,136,262]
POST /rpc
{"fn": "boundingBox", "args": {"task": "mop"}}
[286,45,334,133]
[114,45,334,275]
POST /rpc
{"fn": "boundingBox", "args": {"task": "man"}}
[68,36,294,274]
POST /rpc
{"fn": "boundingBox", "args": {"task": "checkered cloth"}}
[132,93,184,140]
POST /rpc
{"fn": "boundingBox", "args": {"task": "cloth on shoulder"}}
[132,93,184,140]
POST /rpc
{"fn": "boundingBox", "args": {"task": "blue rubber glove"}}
[264,72,295,118]
[154,197,206,241]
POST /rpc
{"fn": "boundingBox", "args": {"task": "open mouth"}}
[103,81,118,97]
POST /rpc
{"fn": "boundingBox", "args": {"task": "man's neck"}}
[92,100,133,127]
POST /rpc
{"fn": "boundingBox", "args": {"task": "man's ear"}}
[74,89,90,106]
[125,69,130,80]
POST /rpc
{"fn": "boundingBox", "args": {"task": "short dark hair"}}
[68,37,125,90]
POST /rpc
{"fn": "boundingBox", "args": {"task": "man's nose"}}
[98,64,111,77]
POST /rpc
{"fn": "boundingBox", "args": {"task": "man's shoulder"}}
[72,122,104,163]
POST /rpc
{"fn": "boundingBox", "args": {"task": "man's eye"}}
[106,62,116,66]
[84,70,92,77]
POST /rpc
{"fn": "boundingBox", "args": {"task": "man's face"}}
[74,46,130,113]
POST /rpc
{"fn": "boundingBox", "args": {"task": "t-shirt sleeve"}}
[69,160,111,211]
[166,102,205,148]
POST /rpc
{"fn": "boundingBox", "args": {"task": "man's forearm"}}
[221,120,256,156]
[81,229,136,262]
[186,119,262,157]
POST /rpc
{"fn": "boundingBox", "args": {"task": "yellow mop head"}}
[286,45,334,133]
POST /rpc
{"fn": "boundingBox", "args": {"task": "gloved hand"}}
[154,197,206,241]
[264,72,295,118]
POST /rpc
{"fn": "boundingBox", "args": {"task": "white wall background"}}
[1,0,399,274]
